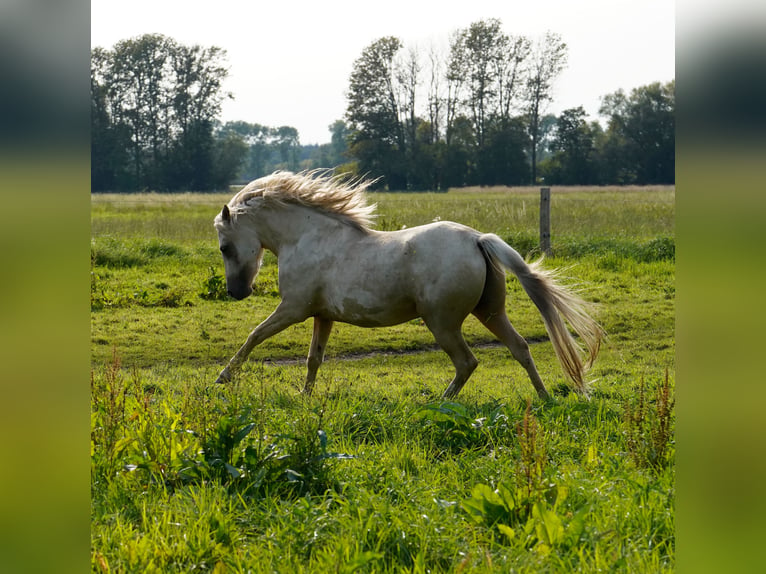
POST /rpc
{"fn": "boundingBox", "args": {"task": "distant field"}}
[91,186,675,572]
[91,185,674,245]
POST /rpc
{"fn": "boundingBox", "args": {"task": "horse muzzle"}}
[227,284,253,300]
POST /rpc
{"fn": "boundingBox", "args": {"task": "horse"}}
[213,170,602,401]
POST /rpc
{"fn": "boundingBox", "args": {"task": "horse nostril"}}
[227,290,234,297]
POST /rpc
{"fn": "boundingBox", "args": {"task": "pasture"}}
[91,186,675,572]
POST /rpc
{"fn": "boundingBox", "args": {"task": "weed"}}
[561,236,675,262]
[624,369,675,471]
[200,267,228,301]
[637,236,675,262]
[90,348,127,479]
[461,478,587,555]
[414,401,514,457]
[415,401,487,454]
[94,367,356,500]
[516,399,546,499]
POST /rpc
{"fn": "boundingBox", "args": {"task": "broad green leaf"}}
[224,462,241,478]
[233,422,256,444]
[533,502,564,546]
[497,524,516,542]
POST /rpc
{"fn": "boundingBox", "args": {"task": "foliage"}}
[342,19,674,190]
[598,81,676,185]
[525,31,569,184]
[415,400,512,455]
[217,121,303,181]
[462,481,589,556]
[92,355,354,501]
[345,36,407,189]
[91,34,240,191]
[541,106,600,185]
[92,25,674,193]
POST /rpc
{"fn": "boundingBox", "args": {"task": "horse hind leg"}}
[473,272,551,401]
[302,317,334,395]
[477,310,551,401]
[425,318,478,399]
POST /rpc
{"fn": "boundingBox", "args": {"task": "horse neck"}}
[253,203,352,255]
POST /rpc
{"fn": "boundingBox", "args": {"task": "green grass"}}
[91,187,674,572]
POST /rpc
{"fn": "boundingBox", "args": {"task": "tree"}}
[168,42,230,189]
[395,46,421,188]
[219,121,272,180]
[483,118,530,185]
[525,32,568,184]
[449,19,505,150]
[446,20,532,185]
[108,34,174,189]
[216,121,305,180]
[212,129,248,189]
[340,21,672,189]
[90,34,234,191]
[91,47,132,190]
[328,120,350,165]
[496,35,531,124]
[273,126,300,171]
[425,45,444,146]
[599,80,675,184]
[346,36,406,188]
[441,115,475,188]
[545,106,599,184]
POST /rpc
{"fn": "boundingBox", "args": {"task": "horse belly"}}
[318,249,419,327]
[318,289,416,327]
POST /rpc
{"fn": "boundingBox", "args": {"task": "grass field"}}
[91,186,675,572]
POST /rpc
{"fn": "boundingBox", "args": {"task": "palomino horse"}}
[213,171,602,401]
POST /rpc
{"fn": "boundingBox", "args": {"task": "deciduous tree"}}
[90,34,234,191]
[525,32,568,184]
[346,36,406,188]
[599,81,675,184]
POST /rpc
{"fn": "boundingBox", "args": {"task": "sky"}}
[91,0,675,145]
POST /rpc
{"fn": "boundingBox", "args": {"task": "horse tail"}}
[477,234,603,395]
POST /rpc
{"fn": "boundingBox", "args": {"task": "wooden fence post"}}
[540,187,551,256]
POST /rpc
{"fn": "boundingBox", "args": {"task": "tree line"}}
[91,24,674,192]
[90,34,349,191]
[343,19,674,189]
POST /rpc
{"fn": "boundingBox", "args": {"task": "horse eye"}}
[220,244,231,256]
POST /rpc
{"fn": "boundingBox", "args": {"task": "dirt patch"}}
[259,337,548,366]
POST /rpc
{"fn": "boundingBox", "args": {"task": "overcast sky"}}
[91,0,675,144]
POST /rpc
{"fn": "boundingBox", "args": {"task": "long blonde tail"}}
[478,234,603,394]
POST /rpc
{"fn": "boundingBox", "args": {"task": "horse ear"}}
[222,204,231,223]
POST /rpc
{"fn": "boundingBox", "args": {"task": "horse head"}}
[214,204,264,300]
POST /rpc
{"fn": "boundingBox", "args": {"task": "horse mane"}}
[228,170,378,231]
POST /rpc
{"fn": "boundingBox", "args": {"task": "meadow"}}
[91,186,675,572]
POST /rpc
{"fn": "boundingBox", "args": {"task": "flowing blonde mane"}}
[228,170,377,230]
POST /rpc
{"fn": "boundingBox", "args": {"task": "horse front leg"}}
[215,303,304,385]
[302,317,334,395]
